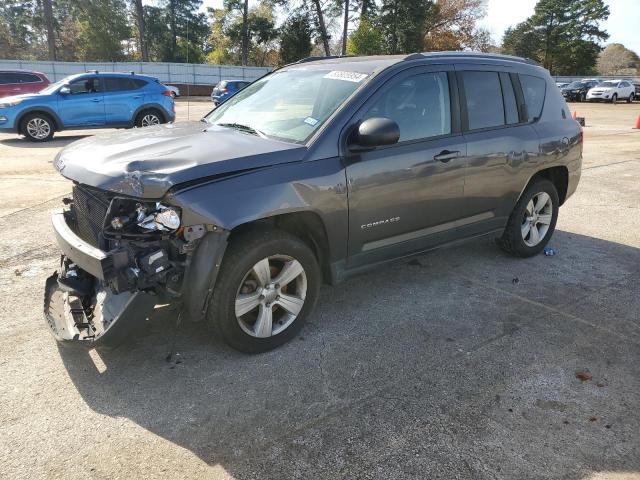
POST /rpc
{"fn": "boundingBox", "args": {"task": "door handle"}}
[91,98,102,102]
[433,150,460,163]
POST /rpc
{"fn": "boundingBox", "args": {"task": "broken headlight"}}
[105,199,181,236]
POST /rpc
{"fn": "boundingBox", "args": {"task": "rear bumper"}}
[51,209,127,280]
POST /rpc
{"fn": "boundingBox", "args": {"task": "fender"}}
[14,105,64,132]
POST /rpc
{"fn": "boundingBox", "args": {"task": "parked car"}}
[165,85,180,98]
[211,80,251,105]
[556,82,569,89]
[586,80,635,103]
[560,80,600,102]
[0,70,50,97]
[44,52,582,353]
[0,71,175,141]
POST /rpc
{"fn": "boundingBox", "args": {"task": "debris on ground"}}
[576,371,593,382]
[512,277,519,284]
[544,247,558,256]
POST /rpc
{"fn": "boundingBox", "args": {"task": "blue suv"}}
[0,72,175,141]
[211,80,251,105]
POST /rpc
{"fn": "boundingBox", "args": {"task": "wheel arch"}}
[229,211,333,284]
[523,166,569,206]
[15,107,62,133]
[133,103,169,124]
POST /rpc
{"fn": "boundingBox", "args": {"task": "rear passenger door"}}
[457,67,540,234]
[103,77,146,125]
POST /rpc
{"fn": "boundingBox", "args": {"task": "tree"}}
[279,15,313,64]
[42,0,56,60]
[346,19,384,55]
[597,43,638,75]
[132,0,149,61]
[311,0,331,56]
[74,0,131,61]
[379,0,431,54]
[423,0,492,52]
[501,0,610,75]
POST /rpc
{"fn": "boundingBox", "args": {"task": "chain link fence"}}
[0,59,272,86]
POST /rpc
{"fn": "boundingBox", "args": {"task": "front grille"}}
[72,185,113,248]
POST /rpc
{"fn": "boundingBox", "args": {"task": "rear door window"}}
[14,73,41,83]
[105,77,135,92]
[519,74,546,122]
[461,71,505,130]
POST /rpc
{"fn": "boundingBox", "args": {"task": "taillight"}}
[162,90,172,97]
[222,88,228,93]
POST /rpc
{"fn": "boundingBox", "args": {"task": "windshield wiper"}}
[217,122,267,139]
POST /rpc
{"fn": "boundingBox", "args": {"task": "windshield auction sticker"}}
[323,71,368,83]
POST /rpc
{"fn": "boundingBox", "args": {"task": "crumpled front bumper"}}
[44,209,157,346]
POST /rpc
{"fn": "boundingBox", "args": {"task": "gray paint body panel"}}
[52,53,582,284]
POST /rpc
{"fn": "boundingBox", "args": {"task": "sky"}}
[153,0,640,54]
[477,0,640,54]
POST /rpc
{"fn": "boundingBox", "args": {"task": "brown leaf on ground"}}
[589,416,598,422]
[576,371,592,382]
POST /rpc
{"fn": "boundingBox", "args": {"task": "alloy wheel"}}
[521,192,553,247]
[141,114,161,127]
[26,117,51,140]
[235,255,307,338]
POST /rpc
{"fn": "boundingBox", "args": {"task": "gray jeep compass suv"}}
[45,53,582,353]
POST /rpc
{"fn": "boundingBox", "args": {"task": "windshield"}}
[567,81,584,88]
[598,81,618,87]
[204,68,369,143]
[39,79,67,94]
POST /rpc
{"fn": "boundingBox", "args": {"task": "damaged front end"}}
[44,184,218,347]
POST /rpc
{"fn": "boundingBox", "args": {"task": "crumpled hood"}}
[54,121,306,198]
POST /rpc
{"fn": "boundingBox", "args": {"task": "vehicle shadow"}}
[0,134,91,148]
[57,230,640,479]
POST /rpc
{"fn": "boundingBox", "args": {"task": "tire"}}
[21,112,55,142]
[497,179,559,258]
[170,91,176,99]
[135,108,164,128]
[627,93,634,103]
[611,93,617,104]
[580,93,586,102]
[207,228,321,353]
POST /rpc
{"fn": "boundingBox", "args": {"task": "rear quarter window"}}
[0,73,12,84]
[520,74,546,122]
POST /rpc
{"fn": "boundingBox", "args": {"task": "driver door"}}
[345,66,467,268]
[58,76,106,127]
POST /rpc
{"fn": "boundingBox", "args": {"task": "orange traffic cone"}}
[634,115,640,129]
[572,111,577,120]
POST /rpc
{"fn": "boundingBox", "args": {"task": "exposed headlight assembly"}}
[137,203,181,231]
[106,199,181,234]
[0,99,23,109]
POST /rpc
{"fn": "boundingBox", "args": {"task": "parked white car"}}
[586,80,635,103]
[165,85,180,98]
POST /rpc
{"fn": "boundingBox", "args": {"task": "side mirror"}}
[59,86,70,95]
[351,117,400,150]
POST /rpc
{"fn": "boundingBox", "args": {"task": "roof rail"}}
[294,55,351,64]
[86,69,99,74]
[405,51,540,66]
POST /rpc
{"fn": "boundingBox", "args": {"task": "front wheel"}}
[497,179,559,258]
[21,112,55,142]
[611,93,618,104]
[207,229,321,353]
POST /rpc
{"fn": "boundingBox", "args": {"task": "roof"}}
[285,51,539,75]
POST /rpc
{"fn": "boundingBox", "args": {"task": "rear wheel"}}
[207,229,321,353]
[135,108,163,128]
[21,112,55,142]
[627,93,634,103]
[497,179,559,258]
